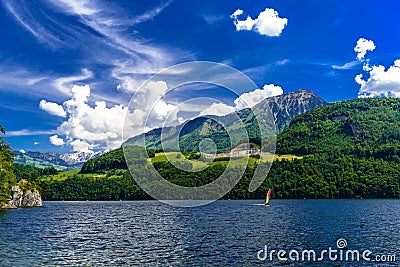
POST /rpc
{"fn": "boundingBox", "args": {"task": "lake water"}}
[0,200,399,266]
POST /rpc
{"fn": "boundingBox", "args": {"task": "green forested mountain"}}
[13,163,58,181]
[277,97,400,158]
[80,148,127,173]
[0,126,16,203]
[269,98,400,198]
[41,97,400,200]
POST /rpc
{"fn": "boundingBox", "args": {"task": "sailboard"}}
[265,189,272,206]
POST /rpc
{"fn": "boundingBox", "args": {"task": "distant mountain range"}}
[124,90,327,152]
[14,151,103,170]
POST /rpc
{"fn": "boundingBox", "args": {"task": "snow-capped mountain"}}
[60,151,104,165]
[14,150,104,170]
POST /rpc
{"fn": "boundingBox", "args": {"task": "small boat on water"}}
[265,189,272,206]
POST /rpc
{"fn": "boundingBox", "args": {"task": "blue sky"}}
[1,0,400,153]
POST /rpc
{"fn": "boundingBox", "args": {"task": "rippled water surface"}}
[0,200,399,266]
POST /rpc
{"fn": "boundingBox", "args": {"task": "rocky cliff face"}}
[254,90,328,132]
[1,181,42,209]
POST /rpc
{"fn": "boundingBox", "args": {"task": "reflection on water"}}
[0,200,399,266]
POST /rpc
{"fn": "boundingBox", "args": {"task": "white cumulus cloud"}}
[234,84,283,110]
[124,81,184,137]
[44,85,128,152]
[356,60,400,98]
[354,37,400,98]
[49,135,65,146]
[199,103,236,117]
[46,82,182,152]
[354,38,376,61]
[60,85,128,150]
[230,8,288,37]
[70,139,94,153]
[153,100,177,121]
[200,84,284,116]
[231,9,243,18]
[39,100,67,117]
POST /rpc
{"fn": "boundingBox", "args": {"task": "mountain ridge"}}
[14,150,103,170]
[124,90,327,152]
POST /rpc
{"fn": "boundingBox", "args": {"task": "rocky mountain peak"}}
[255,90,327,132]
